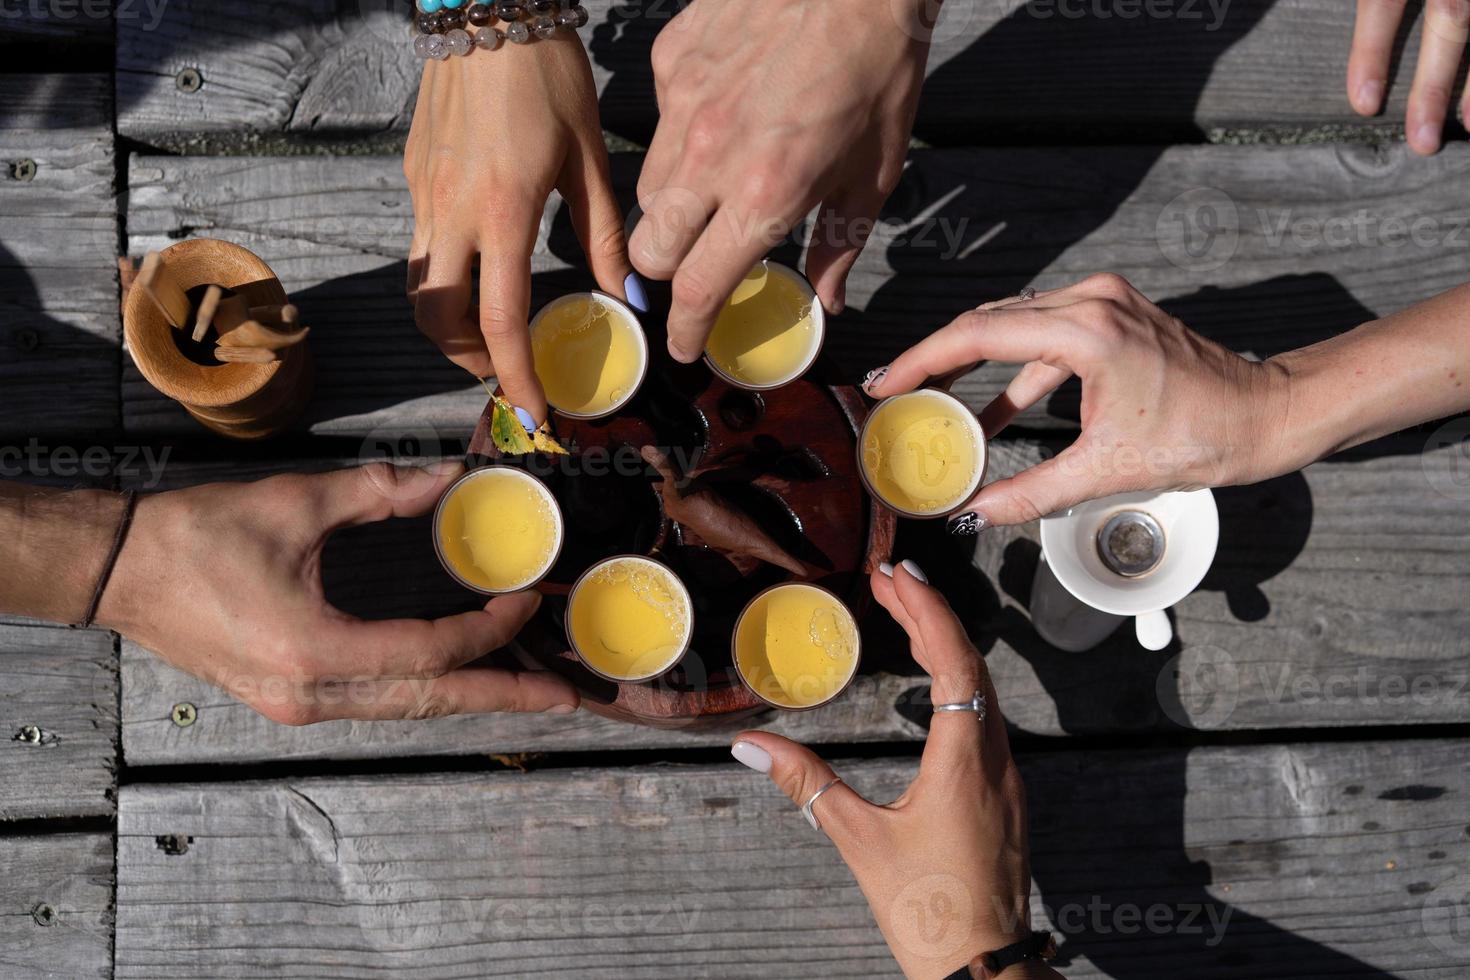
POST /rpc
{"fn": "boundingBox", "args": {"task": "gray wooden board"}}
[114,0,1459,142]
[113,739,1470,978]
[0,74,120,440]
[0,0,112,44]
[0,625,117,820]
[117,434,1470,765]
[0,833,114,980]
[123,142,1470,438]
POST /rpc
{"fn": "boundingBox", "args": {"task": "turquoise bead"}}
[418,0,442,11]
[442,0,464,7]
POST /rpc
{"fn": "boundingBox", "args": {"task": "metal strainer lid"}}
[1096,510,1165,578]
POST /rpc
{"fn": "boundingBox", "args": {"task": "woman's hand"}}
[96,463,580,725]
[405,35,643,424]
[731,564,1060,979]
[632,0,934,361]
[864,274,1292,532]
[1347,0,1468,155]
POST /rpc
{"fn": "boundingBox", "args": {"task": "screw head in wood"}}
[176,68,204,93]
[10,158,37,182]
[31,903,56,927]
[171,702,198,727]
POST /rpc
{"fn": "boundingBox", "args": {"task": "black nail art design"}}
[948,512,984,536]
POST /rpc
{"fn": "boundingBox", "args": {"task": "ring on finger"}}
[801,777,844,832]
[933,690,988,722]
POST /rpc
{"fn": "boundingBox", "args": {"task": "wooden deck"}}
[3,2,1470,977]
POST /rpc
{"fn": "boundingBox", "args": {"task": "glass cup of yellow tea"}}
[733,583,861,710]
[566,555,694,683]
[530,292,649,419]
[704,260,825,391]
[858,388,988,519]
[434,467,564,595]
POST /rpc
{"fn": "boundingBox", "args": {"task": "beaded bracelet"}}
[413,0,589,59]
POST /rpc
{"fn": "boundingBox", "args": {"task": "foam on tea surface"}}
[532,294,645,418]
[437,468,561,593]
[568,556,693,681]
[735,584,860,709]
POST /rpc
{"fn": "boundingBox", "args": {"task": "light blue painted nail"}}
[513,407,537,435]
[624,272,650,314]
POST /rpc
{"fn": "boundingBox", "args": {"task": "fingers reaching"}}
[479,220,547,423]
[730,731,875,843]
[1406,0,1470,154]
[414,241,492,378]
[1347,0,1406,115]
[560,134,639,306]
[665,206,789,363]
[805,181,889,316]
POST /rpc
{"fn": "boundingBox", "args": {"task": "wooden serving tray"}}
[467,358,895,729]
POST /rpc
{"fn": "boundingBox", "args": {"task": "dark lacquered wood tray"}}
[467,358,895,728]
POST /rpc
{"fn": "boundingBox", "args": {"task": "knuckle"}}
[670,270,721,317]
[410,691,459,720]
[1080,272,1134,302]
[1429,0,1470,26]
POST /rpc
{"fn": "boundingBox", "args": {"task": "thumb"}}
[960,443,1112,528]
[311,460,465,530]
[731,732,873,840]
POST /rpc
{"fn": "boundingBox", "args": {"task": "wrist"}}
[0,485,130,625]
[1263,343,1362,475]
[93,492,166,638]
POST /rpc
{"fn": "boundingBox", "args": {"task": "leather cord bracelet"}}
[78,490,138,629]
[942,930,1057,979]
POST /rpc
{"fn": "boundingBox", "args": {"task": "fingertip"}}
[1409,120,1443,155]
[1351,78,1385,116]
[667,336,701,364]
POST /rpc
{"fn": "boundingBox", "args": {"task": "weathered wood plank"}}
[115,0,1456,141]
[0,0,112,44]
[0,833,114,980]
[0,625,117,820]
[114,739,1470,978]
[0,74,120,439]
[124,143,1470,437]
[117,433,1470,765]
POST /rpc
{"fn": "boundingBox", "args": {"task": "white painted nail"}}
[877,562,895,577]
[731,741,772,774]
[899,559,928,584]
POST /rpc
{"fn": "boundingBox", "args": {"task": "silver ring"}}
[801,777,843,832]
[1018,286,1037,302]
[933,690,987,721]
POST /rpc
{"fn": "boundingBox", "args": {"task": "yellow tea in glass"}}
[434,467,564,594]
[733,583,860,710]
[566,556,693,683]
[531,292,648,419]
[704,261,825,390]
[859,389,987,519]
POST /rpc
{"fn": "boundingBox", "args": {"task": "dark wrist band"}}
[943,930,1057,979]
[78,490,138,629]
[413,0,588,59]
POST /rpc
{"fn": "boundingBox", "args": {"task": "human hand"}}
[96,462,580,725]
[731,563,1059,980]
[405,35,644,424]
[864,274,1292,532]
[631,0,933,361]
[1347,0,1468,155]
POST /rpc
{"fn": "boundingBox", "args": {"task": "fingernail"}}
[1355,79,1384,114]
[862,366,888,394]
[513,406,537,434]
[899,559,928,584]
[877,561,894,577]
[544,704,577,715]
[623,272,650,313]
[947,512,988,536]
[1412,122,1441,154]
[731,740,772,773]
